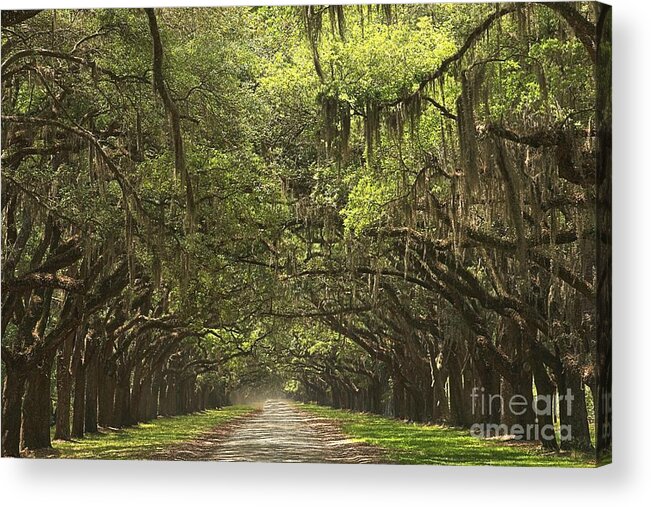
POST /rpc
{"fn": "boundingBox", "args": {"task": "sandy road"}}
[157,399,383,463]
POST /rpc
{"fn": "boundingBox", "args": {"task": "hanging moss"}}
[303,5,325,81]
[328,5,346,40]
[124,198,135,294]
[364,99,381,164]
[456,72,481,192]
[339,102,351,163]
[381,4,394,25]
[492,137,527,271]
[152,251,162,290]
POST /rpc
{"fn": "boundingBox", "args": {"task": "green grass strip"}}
[45,405,254,460]
[300,403,595,467]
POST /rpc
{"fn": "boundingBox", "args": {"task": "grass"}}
[300,403,596,467]
[37,405,255,460]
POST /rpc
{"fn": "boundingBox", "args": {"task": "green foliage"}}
[342,167,398,234]
[319,14,456,103]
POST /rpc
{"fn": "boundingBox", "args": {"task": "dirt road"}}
[157,399,384,463]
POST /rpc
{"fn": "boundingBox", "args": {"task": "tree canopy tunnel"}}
[2,3,610,457]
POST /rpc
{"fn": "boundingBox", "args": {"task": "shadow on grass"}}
[300,404,594,467]
[32,406,254,460]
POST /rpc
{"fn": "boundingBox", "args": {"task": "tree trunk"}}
[54,334,73,439]
[531,357,559,451]
[113,369,135,427]
[70,330,88,438]
[130,361,144,421]
[136,376,152,422]
[499,323,535,438]
[97,367,115,427]
[561,364,593,452]
[474,355,501,425]
[448,347,471,427]
[84,347,99,433]
[1,361,26,457]
[432,363,449,422]
[148,375,161,419]
[21,353,54,450]
[392,376,406,419]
